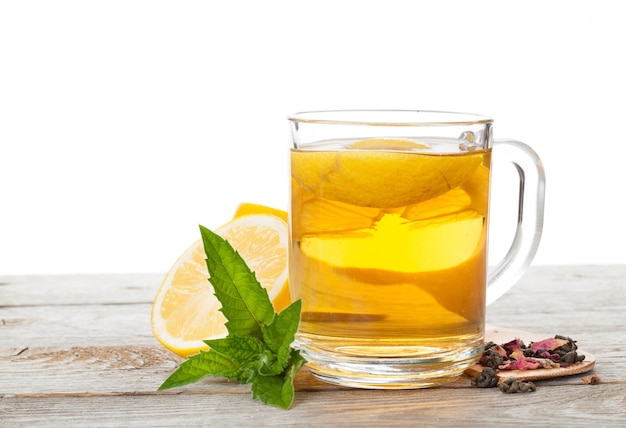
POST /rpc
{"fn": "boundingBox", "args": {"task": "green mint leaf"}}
[251,374,291,409]
[158,224,307,410]
[262,300,302,368]
[158,344,241,390]
[159,336,272,390]
[251,348,307,410]
[204,336,272,382]
[199,225,274,338]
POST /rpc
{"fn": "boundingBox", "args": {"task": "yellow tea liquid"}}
[290,138,490,374]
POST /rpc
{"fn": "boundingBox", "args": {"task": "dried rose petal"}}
[530,337,569,353]
[502,338,526,360]
[582,374,601,385]
[505,355,541,371]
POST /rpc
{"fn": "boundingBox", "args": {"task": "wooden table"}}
[1,266,625,427]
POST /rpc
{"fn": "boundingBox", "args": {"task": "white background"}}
[1,1,624,275]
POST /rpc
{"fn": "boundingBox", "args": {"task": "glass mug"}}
[288,110,545,388]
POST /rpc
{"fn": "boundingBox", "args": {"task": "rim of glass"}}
[287,109,493,126]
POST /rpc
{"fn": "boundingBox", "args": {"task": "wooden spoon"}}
[464,325,596,381]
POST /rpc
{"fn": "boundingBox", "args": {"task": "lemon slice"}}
[151,208,289,357]
[291,138,483,208]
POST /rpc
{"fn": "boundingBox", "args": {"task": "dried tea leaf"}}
[498,377,536,393]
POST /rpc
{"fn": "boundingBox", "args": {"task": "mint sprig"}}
[158,225,306,409]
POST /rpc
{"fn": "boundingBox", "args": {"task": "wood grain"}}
[1,266,625,427]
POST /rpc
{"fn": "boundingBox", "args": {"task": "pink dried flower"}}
[502,338,526,360]
[530,337,569,353]
[505,355,541,370]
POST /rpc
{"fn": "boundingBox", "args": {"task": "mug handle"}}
[486,140,546,305]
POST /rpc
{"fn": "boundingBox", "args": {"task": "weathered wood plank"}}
[1,266,625,426]
[0,335,619,397]
[2,382,624,427]
[0,273,161,306]
[0,303,159,351]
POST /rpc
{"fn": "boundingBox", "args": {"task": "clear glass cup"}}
[288,110,545,388]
